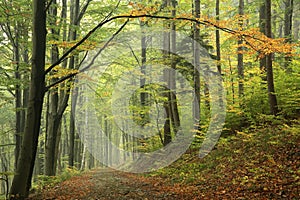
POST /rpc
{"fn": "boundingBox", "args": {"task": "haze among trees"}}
[0,0,299,199]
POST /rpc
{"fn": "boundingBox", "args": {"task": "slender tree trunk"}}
[13,24,22,171]
[20,26,30,168]
[170,0,180,134]
[80,97,88,171]
[284,0,293,69]
[193,0,201,130]
[69,84,78,167]
[215,0,221,74]
[259,2,267,73]
[228,57,235,105]
[140,21,149,126]
[238,0,244,101]
[162,0,172,146]
[293,2,299,40]
[265,0,279,115]
[9,0,46,198]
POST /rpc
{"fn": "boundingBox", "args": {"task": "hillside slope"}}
[30,120,299,199]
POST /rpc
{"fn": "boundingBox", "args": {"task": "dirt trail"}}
[29,168,195,200]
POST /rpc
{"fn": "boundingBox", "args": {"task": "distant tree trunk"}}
[163,98,171,146]
[259,2,267,72]
[9,0,46,198]
[20,26,30,170]
[265,0,279,115]
[170,0,180,134]
[237,0,244,100]
[284,0,293,41]
[140,20,148,126]
[258,1,268,114]
[215,0,221,74]
[161,0,180,146]
[80,97,88,171]
[193,0,201,130]
[69,85,78,167]
[13,24,22,171]
[213,0,222,110]
[293,2,299,40]
[228,57,235,105]
[284,0,293,69]
[162,0,172,146]
[68,0,91,168]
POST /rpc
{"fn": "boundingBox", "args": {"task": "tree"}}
[265,0,279,115]
[9,0,46,198]
[259,1,266,73]
[237,0,244,100]
[44,0,62,176]
[193,0,201,130]
[283,0,293,69]
[215,0,221,74]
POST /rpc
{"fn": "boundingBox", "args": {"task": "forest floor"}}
[29,120,300,200]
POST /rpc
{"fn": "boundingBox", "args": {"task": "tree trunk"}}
[69,85,78,167]
[265,0,279,115]
[293,2,299,40]
[238,0,244,100]
[170,0,180,134]
[45,0,61,176]
[193,0,201,130]
[284,0,293,69]
[20,26,30,170]
[9,0,46,198]
[162,0,172,146]
[140,21,148,126]
[13,24,22,171]
[259,2,267,73]
[216,0,221,74]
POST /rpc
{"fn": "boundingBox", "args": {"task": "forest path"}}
[28,167,196,200]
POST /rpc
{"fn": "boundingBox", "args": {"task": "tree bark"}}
[162,0,172,146]
[265,0,279,115]
[13,23,22,171]
[238,0,244,100]
[139,20,149,126]
[170,0,180,134]
[193,0,201,130]
[45,0,60,176]
[9,0,46,198]
[216,0,221,74]
[259,2,267,73]
[284,0,293,69]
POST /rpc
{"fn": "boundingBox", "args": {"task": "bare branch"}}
[45,19,129,91]
[76,0,93,24]
[45,0,55,12]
